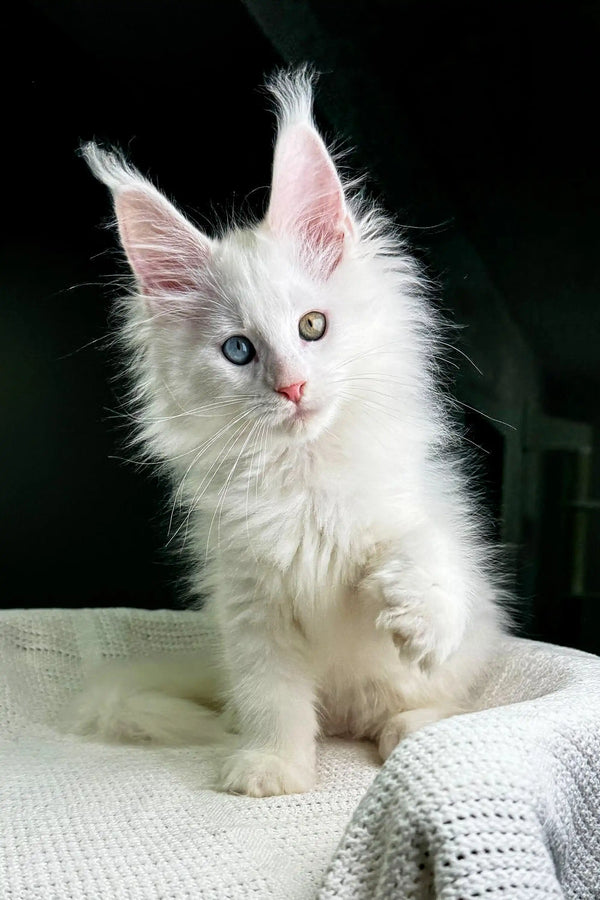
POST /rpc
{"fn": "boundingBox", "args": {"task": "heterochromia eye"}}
[222,335,256,365]
[299,311,327,341]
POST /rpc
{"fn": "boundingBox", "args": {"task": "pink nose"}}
[277,381,306,404]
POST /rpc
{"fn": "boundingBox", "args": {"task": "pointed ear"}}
[82,143,213,299]
[267,123,351,278]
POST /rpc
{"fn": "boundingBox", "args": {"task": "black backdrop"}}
[1,1,280,608]
[2,0,599,628]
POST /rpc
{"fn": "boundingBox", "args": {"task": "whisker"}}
[208,419,262,556]
[105,395,259,425]
[167,419,251,549]
[333,342,402,371]
[436,341,484,377]
[244,417,268,562]
[180,408,264,518]
[334,383,403,403]
[451,399,516,432]
[167,407,261,540]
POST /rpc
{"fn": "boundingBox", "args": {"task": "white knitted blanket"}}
[319,635,600,899]
[1,608,599,899]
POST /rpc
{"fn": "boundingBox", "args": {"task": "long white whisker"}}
[167,407,261,541]
[244,418,266,564]
[436,341,484,377]
[451,399,516,432]
[167,419,251,549]
[208,419,262,557]
[333,342,402,372]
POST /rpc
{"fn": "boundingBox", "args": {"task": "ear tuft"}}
[265,68,351,278]
[81,142,141,193]
[264,65,317,134]
[82,143,212,299]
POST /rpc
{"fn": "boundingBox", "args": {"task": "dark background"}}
[2,1,599,651]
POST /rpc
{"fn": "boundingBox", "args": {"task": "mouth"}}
[270,397,329,438]
[285,403,330,440]
[292,404,313,420]
[289,401,320,424]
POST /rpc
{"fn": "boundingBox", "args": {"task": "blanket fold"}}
[1,608,599,899]
[320,640,600,899]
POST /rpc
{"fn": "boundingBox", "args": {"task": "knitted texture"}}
[319,639,600,899]
[1,608,599,899]
[0,608,379,900]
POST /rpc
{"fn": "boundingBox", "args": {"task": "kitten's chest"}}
[221,465,376,596]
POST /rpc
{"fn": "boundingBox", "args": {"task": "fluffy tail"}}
[62,655,227,745]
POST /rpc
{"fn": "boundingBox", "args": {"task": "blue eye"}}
[222,335,256,365]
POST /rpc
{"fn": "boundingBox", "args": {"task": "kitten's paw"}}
[221,749,315,797]
[378,707,456,760]
[367,561,464,669]
[376,598,448,670]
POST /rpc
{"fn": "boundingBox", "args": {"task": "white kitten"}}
[67,68,510,796]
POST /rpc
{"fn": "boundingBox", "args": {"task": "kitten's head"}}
[85,69,436,468]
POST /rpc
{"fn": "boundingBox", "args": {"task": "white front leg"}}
[216,578,318,797]
[362,523,473,670]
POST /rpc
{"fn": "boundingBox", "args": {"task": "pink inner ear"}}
[115,188,210,296]
[268,124,348,277]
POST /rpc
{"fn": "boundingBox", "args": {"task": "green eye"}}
[299,311,326,341]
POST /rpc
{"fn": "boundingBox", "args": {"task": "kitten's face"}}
[147,221,381,459]
[85,76,389,455]
[184,230,359,445]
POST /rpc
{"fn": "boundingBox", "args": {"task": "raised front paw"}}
[221,749,315,797]
[375,592,450,670]
[364,560,463,669]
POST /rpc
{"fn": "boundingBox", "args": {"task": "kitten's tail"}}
[61,655,227,746]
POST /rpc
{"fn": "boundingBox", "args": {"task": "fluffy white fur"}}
[67,68,510,796]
